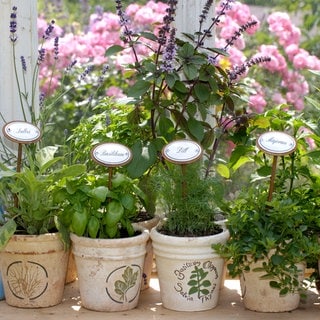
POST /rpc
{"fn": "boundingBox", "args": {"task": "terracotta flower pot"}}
[0,233,68,308]
[133,215,160,290]
[150,227,229,311]
[240,258,305,312]
[71,228,149,312]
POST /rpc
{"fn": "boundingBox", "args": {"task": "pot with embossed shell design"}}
[0,232,68,308]
[70,227,149,312]
[150,226,229,311]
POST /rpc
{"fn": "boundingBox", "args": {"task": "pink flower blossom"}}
[285,44,299,61]
[106,86,125,99]
[225,1,252,26]
[272,93,287,105]
[249,94,267,113]
[267,12,300,46]
[258,45,287,73]
[228,47,246,66]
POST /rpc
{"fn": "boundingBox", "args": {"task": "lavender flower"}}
[158,0,177,46]
[43,20,55,40]
[98,65,109,86]
[224,20,258,50]
[39,92,45,108]
[54,37,59,61]
[228,56,271,82]
[207,55,218,66]
[37,48,46,65]
[196,0,234,48]
[78,65,94,83]
[217,0,235,15]
[95,5,104,18]
[66,60,77,72]
[115,0,128,27]
[161,28,177,73]
[20,56,27,72]
[9,6,18,42]
[115,0,133,43]
[199,0,214,25]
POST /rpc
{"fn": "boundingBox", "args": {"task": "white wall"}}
[0,0,38,153]
[175,0,215,47]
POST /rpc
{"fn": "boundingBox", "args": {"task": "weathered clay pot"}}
[0,233,68,308]
[150,227,229,311]
[240,259,305,312]
[133,215,160,290]
[65,251,77,284]
[71,228,149,312]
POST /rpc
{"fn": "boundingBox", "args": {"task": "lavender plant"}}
[1,6,110,165]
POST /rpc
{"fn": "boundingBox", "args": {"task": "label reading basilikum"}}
[91,142,132,167]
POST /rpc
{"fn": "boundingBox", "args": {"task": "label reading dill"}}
[162,140,203,164]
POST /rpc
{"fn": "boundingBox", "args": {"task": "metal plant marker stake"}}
[257,131,297,202]
[2,121,41,207]
[162,140,203,199]
[91,142,133,191]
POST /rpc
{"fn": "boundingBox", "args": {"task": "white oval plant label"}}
[3,121,41,144]
[91,142,132,167]
[162,140,203,164]
[257,131,296,156]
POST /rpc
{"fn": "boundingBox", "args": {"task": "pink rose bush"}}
[253,11,320,111]
[38,1,320,111]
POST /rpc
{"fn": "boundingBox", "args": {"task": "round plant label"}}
[2,121,41,144]
[91,142,132,167]
[162,140,203,164]
[257,131,296,156]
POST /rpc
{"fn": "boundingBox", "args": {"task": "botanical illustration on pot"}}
[173,259,222,304]
[106,265,142,304]
[6,260,49,300]
[0,233,68,308]
[151,227,229,311]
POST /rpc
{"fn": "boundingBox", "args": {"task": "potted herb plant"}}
[66,100,160,289]
[52,144,149,312]
[214,107,320,312]
[149,140,229,312]
[0,142,85,308]
[108,1,268,311]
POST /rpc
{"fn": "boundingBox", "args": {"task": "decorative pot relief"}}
[7,260,48,300]
[106,265,141,304]
[174,260,218,303]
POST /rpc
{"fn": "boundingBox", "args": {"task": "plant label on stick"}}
[162,140,203,198]
[2,121,41,144]
[257,131,296,156]
[257,131,297,201]
[91,142,132,189]
[91,142,132,167]
[2,121,41,173]
[161,139,203,164]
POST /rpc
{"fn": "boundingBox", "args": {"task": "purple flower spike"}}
[9,6,18,42]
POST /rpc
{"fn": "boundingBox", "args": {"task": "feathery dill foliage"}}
[156,162,224,237]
